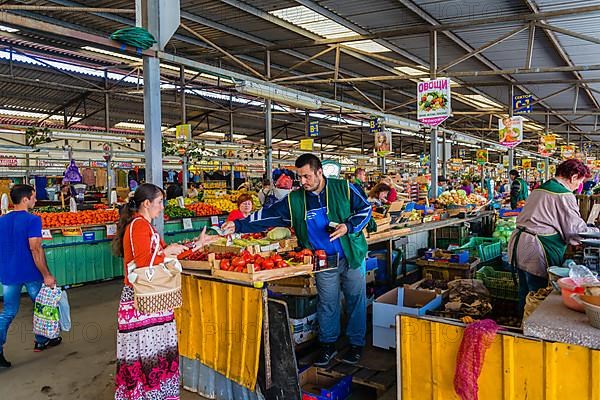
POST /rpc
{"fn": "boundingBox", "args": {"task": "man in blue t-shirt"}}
[0,185,59,368]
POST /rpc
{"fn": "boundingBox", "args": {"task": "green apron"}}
[511,178,570,274]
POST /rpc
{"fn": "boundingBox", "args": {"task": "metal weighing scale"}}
[579,232,600,272]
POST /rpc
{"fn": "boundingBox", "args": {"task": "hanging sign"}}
[417,78,451,127]
[537,162,546,172]
[419,153,430,167]
[522,159,532,169]
[502,155,509,167]
[549,164,556,175]
[91,161,108,168]
[561,145,576,160]
[499,116,523,148]
[459,149,466,158]
[374,130,393,157]
[475,149,488,165]
[308,120,320,137]
[176,124,192,141]
[300,138,314,151]
[369,116,383,133]
[513,94,533,114]
[322,160,342,179]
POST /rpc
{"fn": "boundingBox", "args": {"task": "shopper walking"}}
[112,183,214,400]
[509,169,529,209]
[0,184,59,368]
[508,159,598,316]
[222,154,372,366]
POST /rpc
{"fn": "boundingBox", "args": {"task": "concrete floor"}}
[0,280,202,400]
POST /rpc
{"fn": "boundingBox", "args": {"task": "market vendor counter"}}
[524,292,600,350]
[396,312,600,399]
[0,215,226,297]
[367,211,495,284]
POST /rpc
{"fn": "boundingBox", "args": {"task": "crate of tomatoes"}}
[212,249,314,283]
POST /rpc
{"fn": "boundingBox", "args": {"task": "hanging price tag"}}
[183,218,193,231]
[210,216,219,226]
[106,223,117,238]
[42,229,53,240]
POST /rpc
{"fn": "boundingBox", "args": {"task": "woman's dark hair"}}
[556,159,591,180]
[368,183,391,199]
[112,183,164,257]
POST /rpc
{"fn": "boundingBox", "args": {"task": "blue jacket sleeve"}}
[233,196,292,233]
[345,183,373,234]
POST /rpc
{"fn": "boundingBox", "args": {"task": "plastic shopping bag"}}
[58,290,71,332]
[33,285,62,339]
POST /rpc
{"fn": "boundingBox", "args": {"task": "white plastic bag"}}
[58,290,71,332]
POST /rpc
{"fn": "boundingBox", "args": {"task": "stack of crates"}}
[432,225,470,250]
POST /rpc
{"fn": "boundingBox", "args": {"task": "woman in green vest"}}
[508,159,598,316]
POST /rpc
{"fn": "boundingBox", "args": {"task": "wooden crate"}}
[211,256,314,283]
[207,244,244,254]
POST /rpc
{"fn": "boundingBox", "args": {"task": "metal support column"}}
[545,157,550,181]
[142,0,164,233]
[442,130,447,178]
[429,30,439,198]
[180,65,188,196]
[104,70,114,197]
[265,51,273,179]
[508,85,514,175]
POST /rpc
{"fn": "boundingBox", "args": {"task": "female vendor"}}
[508,159,599,315]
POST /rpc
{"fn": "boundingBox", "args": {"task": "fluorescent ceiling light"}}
[0,25,18,33]
[345,147,363,152]
[200,131,247,140]
[114,122,170,131]
[457,94,504,110]
[50,131,131,143]
[0,108,80,122]
[236,80,321,110]
[394,66,428,76]
[273,139,299,145]
[270,6,389,53]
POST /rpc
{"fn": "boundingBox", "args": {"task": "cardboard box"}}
[290,313,318,345]
[299,367,352,400]
[372,287,442,349]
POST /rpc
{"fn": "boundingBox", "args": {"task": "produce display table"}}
[524,292,600,350]
[367,211,495,284]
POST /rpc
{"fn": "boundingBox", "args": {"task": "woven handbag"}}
[127,218,183,314]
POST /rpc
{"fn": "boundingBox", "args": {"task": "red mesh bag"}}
[454,319,500,400]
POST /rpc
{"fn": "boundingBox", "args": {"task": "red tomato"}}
[231,257,246,270]
[254,256,264,267]
[220,259,231,271]
[263,259,274,270]
[272,254,283,263]
[242,252,252,263]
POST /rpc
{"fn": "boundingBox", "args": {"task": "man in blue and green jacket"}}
[222,154,372,366]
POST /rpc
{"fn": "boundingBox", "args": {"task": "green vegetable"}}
[164,205,195,219]
[267,227,291,241]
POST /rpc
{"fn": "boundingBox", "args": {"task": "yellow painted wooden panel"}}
[176,275,263,390]
[400,315,600,400]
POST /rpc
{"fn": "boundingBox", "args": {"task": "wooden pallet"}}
[316,360,396,396]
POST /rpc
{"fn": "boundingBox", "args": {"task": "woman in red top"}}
[111,183,213,400]
[227,193,254,222]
